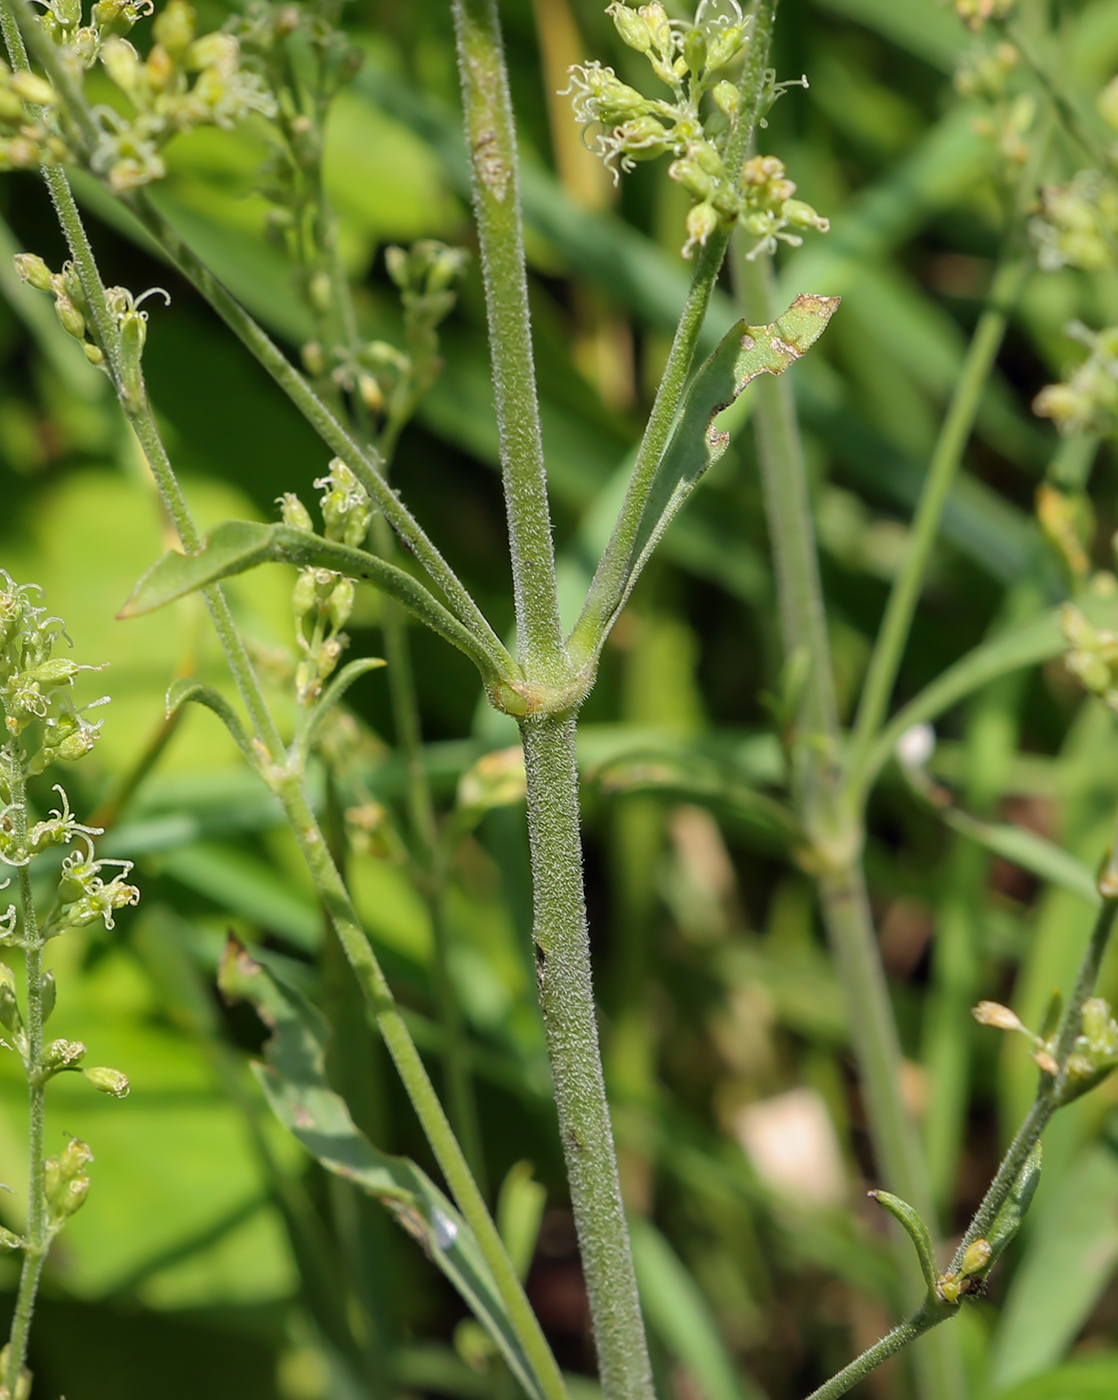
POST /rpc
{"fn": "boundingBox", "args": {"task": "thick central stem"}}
[520,713,653,1400]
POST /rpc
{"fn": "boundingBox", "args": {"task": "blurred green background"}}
[4,0,1118,1397]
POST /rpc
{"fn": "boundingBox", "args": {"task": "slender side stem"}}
[276,777,566,1400]
[736,252,838,760]
[816,864,935,1219]
[568,0,777,668]
[520,714,654,1400]
[737,247,962,1400]
[452,0,565,681]
[374,518,487,1191]
[804,1309,946,1400]
[953,890,1118,1267]
[845,253,1028,801]
[807,880,1118,1400]
[4,787,47,1397]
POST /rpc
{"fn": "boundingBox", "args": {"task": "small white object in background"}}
[734,1087,846,1207]
[896,722,936,770]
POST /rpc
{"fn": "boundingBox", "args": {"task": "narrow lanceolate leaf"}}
[164,678,259,768]
[868,1189,940,1301]
[571,295,839,666]
[120,520,515,686]
[218,940,550,1400]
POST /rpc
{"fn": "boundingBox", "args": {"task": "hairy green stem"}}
[520,714,653,1400]
[4,787,47,1398]
[276,777,566,1400]
[845,252,1029,804]
[568,0,778,669]
[452,0,565,680]
[803,1308,947,1400]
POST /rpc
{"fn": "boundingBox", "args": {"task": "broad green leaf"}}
[629,1215,766,1400]
[218,941,552,1400]
[990,1147,1118,1391]
[572,296,840,664]
[121,519,510,685]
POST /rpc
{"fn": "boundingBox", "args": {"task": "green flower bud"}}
[56,1173,90,1217]
[54,295,86,342]
[960,1238,992,1276]
[152,0,196,59]
[13,254,54,293]
[100,36,142,94]
[308,270,332,315]
[357,373,385,414]
[82,1065,130,1098]
[0,977,22,1039]
[683,199,719,254]
[783,198,829,232]
[41,970,55,1023]
[682,29,707,76]
[278,493,313,532]
[669,155,717,201]
[84,343,107,367]
[41,1038,86,1073]
[328,578,355,632]
[292,569,318,623]
[384,245,409,290]
[9,72,57,107]
[186,31,238,71]
[1099,76,1118,132]
[58,1137,94,1179]
[706,24,745,70]
[712,79,739,118]
[608,2,652,54]
[301,341,326,377]
[118,312,147,400]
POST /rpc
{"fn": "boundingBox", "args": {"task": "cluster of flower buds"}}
[0,571,106,773]
[305,241,468,418]
[14,252,169,391]
[938,1237,993,1304]
[44,1137,94,1230]
[0,56,70,171]
[35,0,153,65]
[1031,171,1118,275]
[1060,603,1118,712]
[1033,322,1118,438]
[565,2,828,259]
[954,38,1034,171]
[974,995,1118,1104]
[33,0,280,191]
[1035,482,1092,580]
[953,0,1016,31]
[279,460,372,704]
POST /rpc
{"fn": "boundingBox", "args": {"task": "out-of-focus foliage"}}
[4,0,1118,1397]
